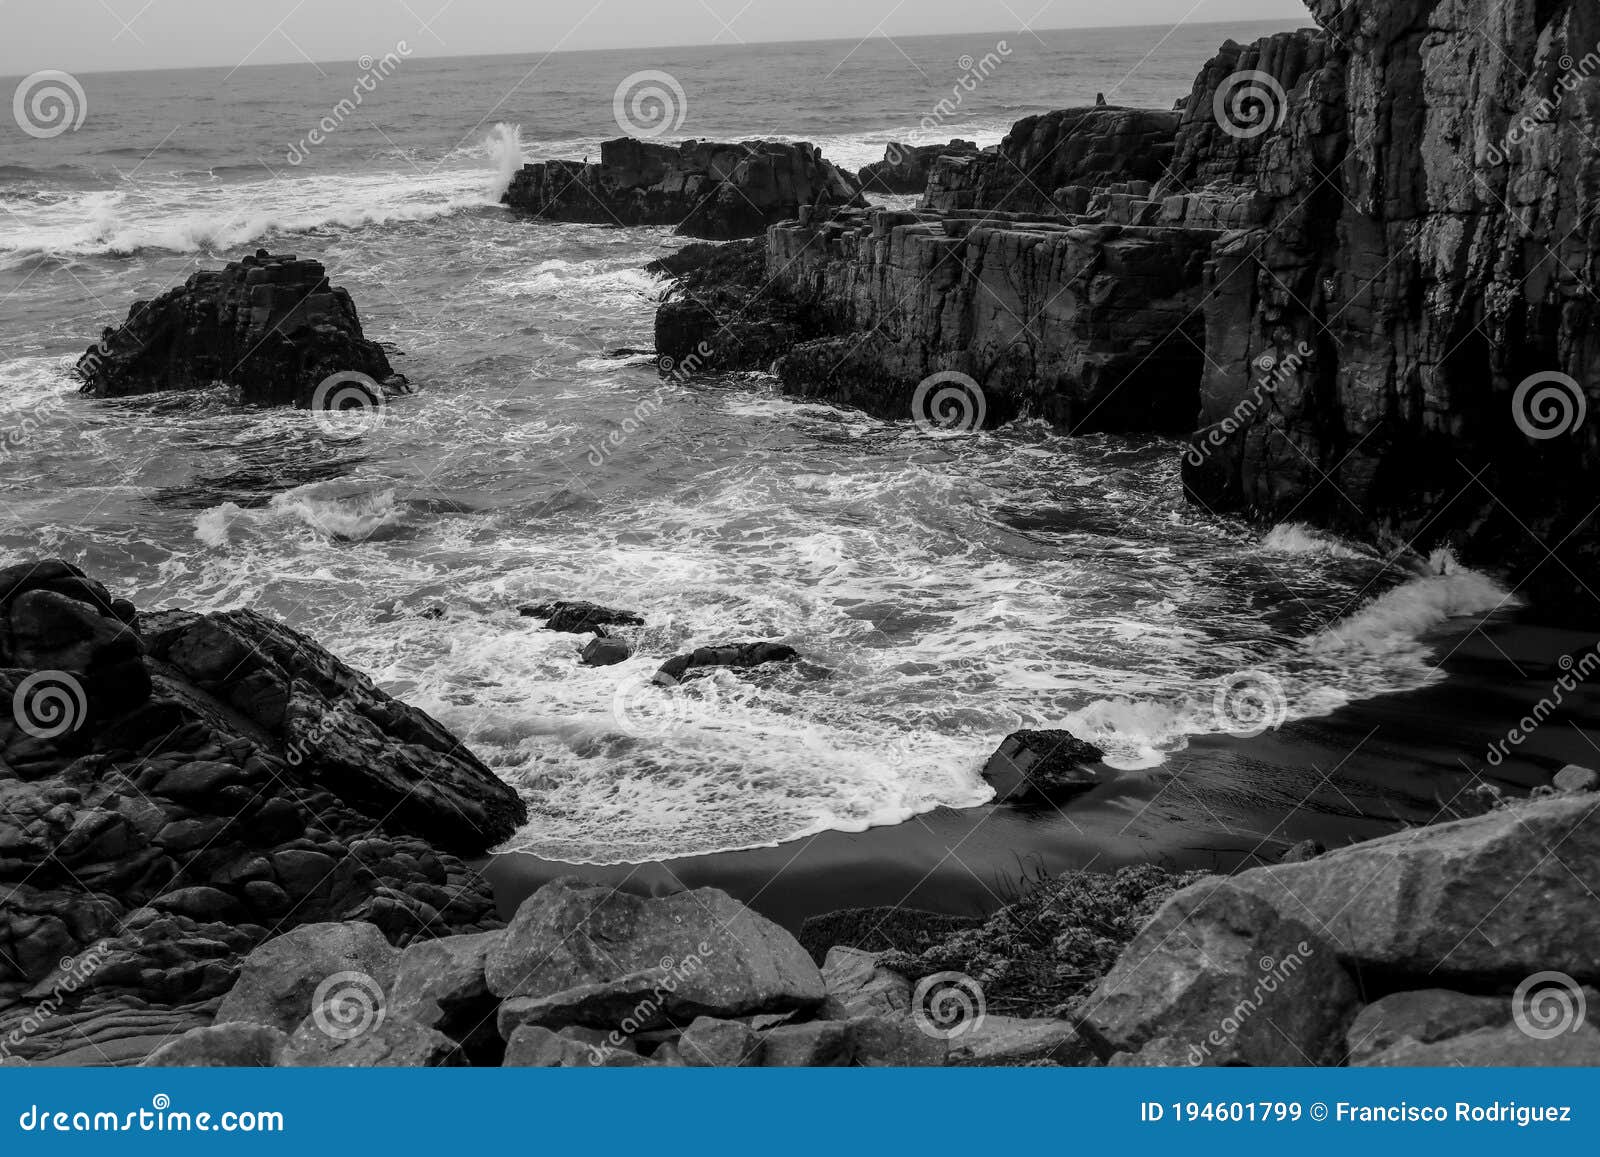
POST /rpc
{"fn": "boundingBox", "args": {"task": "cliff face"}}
[1181,1,1600,595]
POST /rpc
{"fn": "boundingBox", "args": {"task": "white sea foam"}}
[1259,521,1367,559]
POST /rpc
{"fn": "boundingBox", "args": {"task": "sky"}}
[0,0,1311,76]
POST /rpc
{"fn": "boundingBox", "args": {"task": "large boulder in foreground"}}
[215,921,399,1033]
[1079,877,1359,1065]
[486,878,824,1030]
[1230,793,1600,983]
[76,250,407,406]
[503,137,864,240]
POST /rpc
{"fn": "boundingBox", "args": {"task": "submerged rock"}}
[75,250,407,406]
[654,641,799,684]
[504,138,864,240]
[518,600,644,634]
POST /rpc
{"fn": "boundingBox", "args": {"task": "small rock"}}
[982,729,1105,804]
[1554,764,1599,793]
[142,1023,288,1067]
[1279,839,1325,864]
[1109,1037,1201,1066]
[679,1016,762,1066]
[820,946,912,1019]
[847,1015,949,1066]
[760,1020,853,1066]
[520,601,644,634]
[654,641,799,685]
[581,636,631,666]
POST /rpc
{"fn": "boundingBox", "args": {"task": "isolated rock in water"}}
[215,921,399,1033]
[1357,1020,1600,1067]
[389,931,504,1065]
[504,137,865,240]
[519,600,644,634]
[1344,990,1510,1066]
[280,1014,465,1067]
[759,1021,852,1066]
[580,636,632,666]
[654,641,799,684]
[485,878,824,1028]
[982,730,1106,804]
[75,250,406,406]
[858,140,982,195]
[820,947,912,1019]
[1081,877,1359,1065]
[1229,794,1600,983]
[1554,765,1599,794]
[142,1023,289,1067]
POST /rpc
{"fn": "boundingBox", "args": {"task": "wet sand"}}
[484,611,1600,932]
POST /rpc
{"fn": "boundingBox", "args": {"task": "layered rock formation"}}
[858,140,982,196]
[0,560,524,1064]
[504,138,865,240]
[76,250,407,407]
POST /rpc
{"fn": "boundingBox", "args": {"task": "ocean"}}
[0,22,1516,865]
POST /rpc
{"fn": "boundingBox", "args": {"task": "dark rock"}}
[759,1020,852,1066]
[518,600,644,634]
[982,729,1106,805]
[847,1015,948,1066]
[858,140,981,195]
[75,250,408,406]
[580,637,631,666]
[504,138,865,240]
[388,931,504,1065]
[654,641,799,685]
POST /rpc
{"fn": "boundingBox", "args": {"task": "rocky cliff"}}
[0,560,524,1063]
[504,138,864,240]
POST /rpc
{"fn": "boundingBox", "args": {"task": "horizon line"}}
[1,16,1311,82]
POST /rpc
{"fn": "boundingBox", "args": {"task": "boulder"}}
[486,879,824,1030]
[1344,990,1510,1065]
[142,1023,289,1067]
[1554,765,1599,794]
[75,250,407,406]
[981,730,1106,805]
[946,1017,1093,1066]
[388,931,503,1065]
[215,922,398,1033]
[847,1014,949,1066]
[1229,794,1600,983]
[678,1016,762,1066]
[280,1014,465,1067]
[1358,1021,1600,1067]
[504,138,865,240]
[820,947,912,1019]
[654,641,799,684]
[580,637,632,667]
[1080,877,1359,1065]
[759,1020,852,1066]
[500,1025,646,1067]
